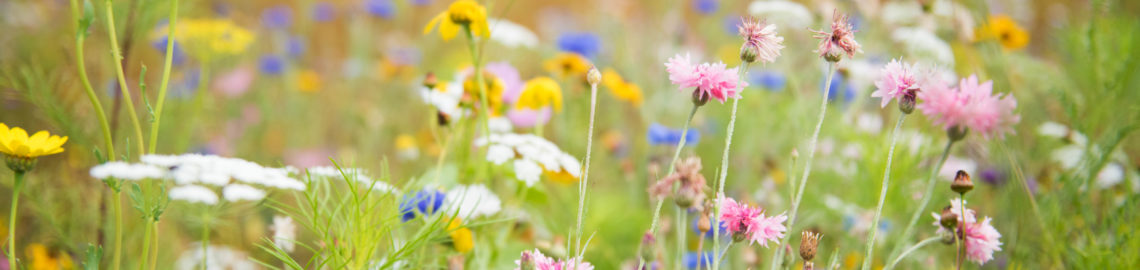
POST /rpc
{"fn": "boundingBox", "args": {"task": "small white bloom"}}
[479,133,581,185]
[169,185,219,205]
[270,215,297,253]
[488,116,514,133]
[486,145,514,165]
[880,1,923,26]
[443,184,502,219]
[488,19,539,48]
[514,159,542,187]
[891,27,955,66]
[90,161,167,181]
[175,244,258,270]
[748,0,814,29]
[855,113,883,135]
[1051,145,1085,170]
[1036,121,1069,139]
[305,166,397,193]
[1096,163,1125,189]
[223,184,267,202]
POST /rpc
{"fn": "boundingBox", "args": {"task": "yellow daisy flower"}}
[447,218,474,253]
[463,72,506,115]
[297,69,322,93]
[544,53,592,80]
[423,0,491,41]
[1,123,67,172]
[601,68,644,107]
[544,168,579,184]
[25,243,75,270]
[516,77,563,112]
[975,15,1029,50]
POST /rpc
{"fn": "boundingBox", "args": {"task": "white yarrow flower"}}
[270,215,297,253]
[223,184,267,202]
[748,0,814,29]
[90,161,166,181]
[169,185,220,205]
[478,133,581,186]
[305,166,397,193]
[443,184,503,219]
[175,244,258,270]
[488,19,539,48]
[513,159,542,187]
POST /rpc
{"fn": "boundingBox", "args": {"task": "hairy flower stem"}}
[712,62,750,270]
[104,0,146,158]
[7,172,24,269]
[148,0,179,154]
[675,207,687,269]
[956,193,966,270]
[572,81,600,264]
[861,115,906,270]
[770,63,837,270]
[884,236,941,270]
[890,140,955,258]
[638,104,699,269]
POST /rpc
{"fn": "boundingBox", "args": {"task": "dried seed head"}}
[947,126,968,142]
[799,231,823,262]
[939,206,959,229]
[586,66,602,85]
[697,211,712,233]
[951,170,973,194]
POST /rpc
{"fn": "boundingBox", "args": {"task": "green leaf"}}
[82,243,103,270]
[78,0,95,39]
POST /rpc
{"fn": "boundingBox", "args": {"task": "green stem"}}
[884,236,941,270]
[712,62,750,270]
[432,128,451,185]
[112,190,123,270]
[675,207,688,269]
[956,193,965,270]
[149,221,159,270]
[104,0,146,158]
[638,104,699,269]
[201,215,210,270]
[462,25,492,166]
[147,0,179,154]
[861,115,906,270]
[890,140,955,258]
[69,0,116,160]
[7,172,24,269]
[771,63,837,270]
[572,81,600,263]
[138,219,154,270]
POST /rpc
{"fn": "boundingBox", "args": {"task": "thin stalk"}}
[462,25,493,163]
[112,190,123,270]
[861,115,907,270]
[638,104,700,269]
[200,215,210,270]
[572,80,600,265]
[104,0,146,158]
[432,127,452,185]
[675,208,688,269]
[148,221,159,270]
[7,172,24,269]
[712,62,750,270]
[884,236,941,270]
[138,219,154,270]
[69,0,115,159]
[147,0,179,154]
[770,63,837,270]
[891,140,955,257]
[956,193,965,270]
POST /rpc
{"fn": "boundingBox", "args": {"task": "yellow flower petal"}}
[439,19,460,41]
[424,13,447,35]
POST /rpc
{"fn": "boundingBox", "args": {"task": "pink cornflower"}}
[719,197,787,247]
[812,10,862,62]
[515,249,594,270]
[870,59,922,108]
[917,75,1020,139]
[962,217,1003,265]
[648,157,707,209]
[664,53,748,104]
[738,17,784,64]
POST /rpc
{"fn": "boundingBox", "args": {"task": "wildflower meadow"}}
[2,0,1139,269]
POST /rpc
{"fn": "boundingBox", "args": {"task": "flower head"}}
[917,75,1020,139]
[447,218,474,253]
[648,157,707,209]
[0,123,67,159]
[737,17,784,64]
[399,189,445,221]
[516,77,563,112]
[270,216,297,253]
[513,249,593,270]
[476,133,581,186]
[963,217,1003,265]
[975,15,1028,50]
[153,19,254,58]
[602,69,643,107]
[665,53,747,104]
[647,123,699,146]
[423,0,490,41]
[443,184,502,219]
[718,197,787,247]
[557,32,602,58]
[812,11,861,62]
[870,59,923,109]
[544,53,593,80]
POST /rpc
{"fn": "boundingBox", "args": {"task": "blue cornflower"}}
[150,36,186,66]
[312,2,336,22]
[557,32,602,58]
[410,0,431,6]
[287,36,306,58]
[722,16,742,35]
[648,123,699,146]
[364,0,395,19]
[683,251,717,269]
[821,72,856,103]
[399,189,445,221]
[749,70,786,91]
[694,0,718,14]
[259,55,286,75]
[261,5,293,29]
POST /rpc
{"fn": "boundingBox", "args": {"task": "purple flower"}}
[557,32,602,58]
[312,2,336,22]
[364,0,395,19]
[261,5,293,29]
[694,0,718,14]
[259,55,286,75]
[648,123,699,146]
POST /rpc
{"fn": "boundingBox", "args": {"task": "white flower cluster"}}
[476,133,581,186]
[90,154,306,205]
[270,215,297,253]
[175,244,258,270]
[488,18,539,48]
[305,166,398,193]
[443,184,502,219]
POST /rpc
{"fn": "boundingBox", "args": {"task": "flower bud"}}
[899,91,917,114]
[4,155,36,174]
[951,170,973,194]
[947,126,968,142]
[940,229,957,244]
[638,232,656,261]
[697,212,712,234]
[939,206,958,229]
[423,72,438,89]
[799,231,822,262]
[822,49,844,63]
[586,66,602,86]
[740,45,759,63]
[518,250,536,270]
[692,90,711,107]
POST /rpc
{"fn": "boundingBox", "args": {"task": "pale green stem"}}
[956,193,965,270]
[712,62,750,270]
[112,190,123,270]
[462,25,492,162]
[675,207,688,269]
[138,219,154,270]
[638,104,699,269]
[890,140,955,258]
[69,0,115,160]
[770,63,837,270]
[861,115,906,270]
[148,0,179,154]
[149,221,159,270]
[104,0,146,158]
[201,214,210,270]
[884,236,941,270]
[432,128,452,185]
[572,81,600,265]
[7,172,24,269]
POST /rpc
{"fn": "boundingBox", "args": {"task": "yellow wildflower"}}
[544,168,579,184]
[447,218,474,253]
[516,77,563,112]
[0,123,67,159]
[463,72,506,115]
[543,53,592,79]
[601,69,643,107]
[296,69,322,93]
[25,243,75,270]
[974,15,1029,50]
[156,19,254,58]
[423,0,490,41]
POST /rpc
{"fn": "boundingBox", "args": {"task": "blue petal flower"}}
[750,70,786,91]
[820,73,855,104]
[259,55,286,75]
[399,189,445,222]
[557,32,602,58]
[150,36,186,66]
[648,123,699,146]
[287,36,306,58]
[261,5,293,29]
[694,0,718,14]
[365,0,395,19]
[683,251,717,269]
